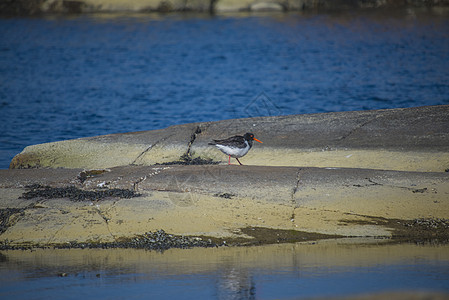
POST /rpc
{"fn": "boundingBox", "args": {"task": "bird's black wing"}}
[210,135,246,148]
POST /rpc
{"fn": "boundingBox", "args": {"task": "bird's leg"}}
[236,158,243,165]
[228,155,231,165]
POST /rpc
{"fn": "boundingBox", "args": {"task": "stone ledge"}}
[2,0,449,16]
[9,105,449,172]
[1,165,448,247]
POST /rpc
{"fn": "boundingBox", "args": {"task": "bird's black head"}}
[244,133,255,140]
[244,133,263,143]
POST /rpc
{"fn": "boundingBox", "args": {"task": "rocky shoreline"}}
[1,0,449,16]
[1,105,448,249]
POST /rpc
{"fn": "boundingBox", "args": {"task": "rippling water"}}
[1,9,449,168]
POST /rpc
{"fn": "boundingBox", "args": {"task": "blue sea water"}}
[1,9,449,168]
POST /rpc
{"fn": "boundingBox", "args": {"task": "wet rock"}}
[0,0,45,16]
[250,2,284,12]
[2,0,449,16]
[45,0,87,14]
[156,0,173,12]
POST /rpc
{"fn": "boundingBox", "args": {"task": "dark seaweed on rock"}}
[127,229,216,250]
[404,218,449,230]
[214,193,235,199]
[20,184,141,201]
[51,230,217,251]
[156,154,219,166]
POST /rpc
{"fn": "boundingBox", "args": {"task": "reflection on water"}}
[1,239,449,299]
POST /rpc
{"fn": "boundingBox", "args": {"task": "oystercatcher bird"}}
[209,133,263,165]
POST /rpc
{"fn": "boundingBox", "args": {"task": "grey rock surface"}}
[9,105,449,171]
[2,106,449,247]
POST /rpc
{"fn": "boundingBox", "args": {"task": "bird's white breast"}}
[216,141,250,158]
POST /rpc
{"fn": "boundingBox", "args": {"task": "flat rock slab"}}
[3,106,449,247]
[1,165,448,246]
[9,105,449,172]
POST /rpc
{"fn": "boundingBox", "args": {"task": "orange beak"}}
[254,138,263,143]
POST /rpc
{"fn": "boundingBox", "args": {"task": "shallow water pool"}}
[1,239,449,299]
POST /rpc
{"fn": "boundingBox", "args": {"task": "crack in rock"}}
[353,178,430,193]
[352,178,382,187]
[155,124,218,165]
[337,115,381,140]
[133,166,171,191]
[93,204,117,242]
[46,214,80,245]
[184,122,212,158]
[291,168,303,200]
[131,134,174,165]
[185,125,202,157]
[290,168,303,225]
[133,176,147,192]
